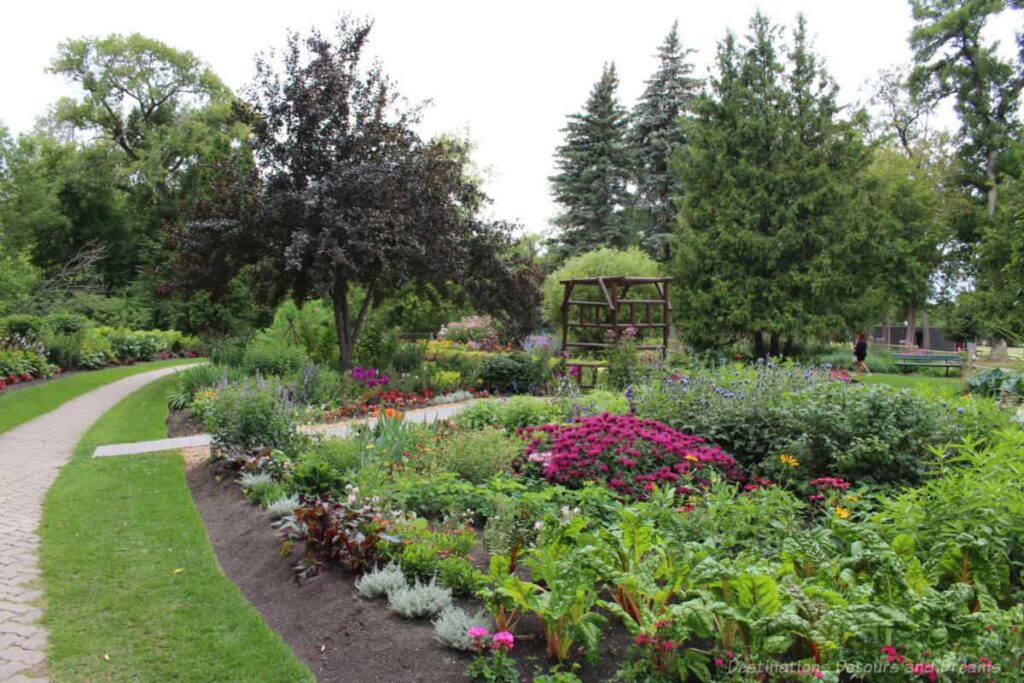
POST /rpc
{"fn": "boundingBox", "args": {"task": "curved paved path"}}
[0,365,196,682]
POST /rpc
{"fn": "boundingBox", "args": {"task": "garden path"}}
[0,364,197,682]
[92,400,477,457]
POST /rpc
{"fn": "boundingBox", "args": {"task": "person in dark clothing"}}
[853,332,870,374]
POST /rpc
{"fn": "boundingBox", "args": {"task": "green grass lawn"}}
[860,372,964,395]
[39,373,313,683]
[0,358,198,435]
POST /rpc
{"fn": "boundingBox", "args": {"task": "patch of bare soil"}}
[166,408,204,438]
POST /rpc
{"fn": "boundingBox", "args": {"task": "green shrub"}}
[202,378,299,451]
[306,437,363,472]
[289,362,342,406]
[398,543,440,581]
[438,429,520,484]
[477,353,539,394]
[635,363,988,486]
[540,247,661,327]
[44,312,91,336]
[167,364,240,411]
[262,299,339,366]
[0,314,46,342]
[455,397,562,432]
[209,336,250,367]
[354,318,399,369]
[288,438,361,497]
[436,556,485,596]
[392,341,427,373]
[431,369,462,393]
[242,343,308,376]
[290,458,349,497]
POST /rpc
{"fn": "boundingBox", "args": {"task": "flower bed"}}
[521,413,742,498]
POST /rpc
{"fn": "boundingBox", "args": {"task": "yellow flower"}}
[365,444,375,450]
[684,454,699,462]
[779,453,799,468]
[834,506,851,520]
[845,494,860,502]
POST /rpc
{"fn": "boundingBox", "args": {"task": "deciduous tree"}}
[178,18,511,368]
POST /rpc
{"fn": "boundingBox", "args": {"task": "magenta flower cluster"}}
[809,477,851,491]
[351,365,390,387]
[468,628,514,652]
[520,413,742,499]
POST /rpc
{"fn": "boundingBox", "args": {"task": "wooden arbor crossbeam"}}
[559,276,673,366]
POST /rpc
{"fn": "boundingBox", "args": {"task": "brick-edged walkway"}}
[0,365,196,682]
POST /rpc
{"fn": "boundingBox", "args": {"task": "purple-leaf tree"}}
[178,16,511,368]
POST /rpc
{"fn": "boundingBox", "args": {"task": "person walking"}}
[853,332,870,374]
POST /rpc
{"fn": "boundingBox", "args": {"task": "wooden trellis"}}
[559,276,673,387]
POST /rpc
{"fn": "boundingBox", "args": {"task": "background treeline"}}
[547,2,1024,352]
[1,2,1022,364]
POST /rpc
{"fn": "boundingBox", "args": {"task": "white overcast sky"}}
[2,1,1020,235]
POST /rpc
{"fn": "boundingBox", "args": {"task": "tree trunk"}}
[986,148,999,216]
[752,332,765,359]
[332,275,372,371]
[907,301,915,347]
[769,332,780,358]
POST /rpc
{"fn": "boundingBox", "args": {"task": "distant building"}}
[872,324,957,351]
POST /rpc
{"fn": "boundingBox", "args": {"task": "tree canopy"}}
[630,22,701,261]
[549,63,632,260]
[178,17,513,367]
[673,13,878,354]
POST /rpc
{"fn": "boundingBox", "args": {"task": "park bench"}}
[892,350,963,376]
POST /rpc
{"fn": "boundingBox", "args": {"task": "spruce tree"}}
[630,22,701,260]
[549,63,632,260]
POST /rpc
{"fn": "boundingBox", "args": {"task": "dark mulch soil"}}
[166,408,205,438]
[186,464,632,682]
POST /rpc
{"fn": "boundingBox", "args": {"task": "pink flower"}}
[714,658,725,667]
[467,627,489,639]
[491,631,514,651]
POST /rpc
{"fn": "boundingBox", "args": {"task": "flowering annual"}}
[521,412,742,499]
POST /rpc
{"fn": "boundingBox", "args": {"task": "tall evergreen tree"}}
[549,63,632,259]
[630,22,701,260]
[674,13,877,354]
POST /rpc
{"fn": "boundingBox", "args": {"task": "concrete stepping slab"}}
[93,434,212,458]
